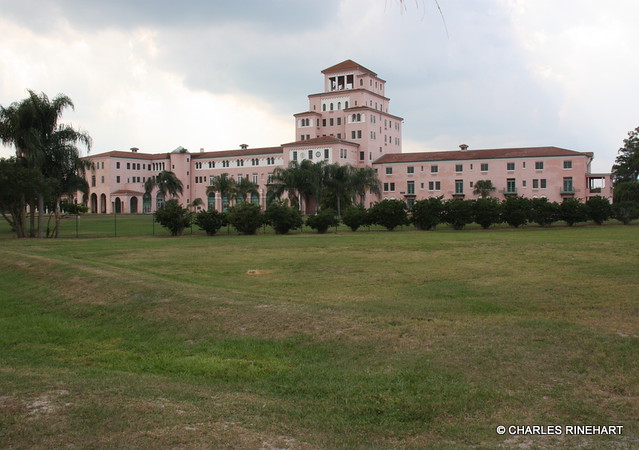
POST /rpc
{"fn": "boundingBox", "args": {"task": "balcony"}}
[560,188,575,196]
[502,188,517,197]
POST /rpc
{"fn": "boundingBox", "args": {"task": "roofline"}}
[372,147,594,164]
[308,89,390,102]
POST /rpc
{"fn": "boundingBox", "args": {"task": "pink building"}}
[373,145,612,207]
[81,60,612,214]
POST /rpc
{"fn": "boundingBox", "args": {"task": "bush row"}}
[154,197,638,236]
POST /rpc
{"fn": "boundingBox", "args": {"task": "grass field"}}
[0,218,638,448]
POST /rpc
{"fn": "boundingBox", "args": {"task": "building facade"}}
[80,60,612,214]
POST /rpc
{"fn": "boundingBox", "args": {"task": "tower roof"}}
[322,60,377,76]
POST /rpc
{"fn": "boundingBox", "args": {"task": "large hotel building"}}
[81,60,612,214]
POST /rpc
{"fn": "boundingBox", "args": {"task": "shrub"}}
[306,208,339,233]
[227,202,264,235]
[154,199,192,236]
[368,199,408,231]
[341,204,369,232]
[442,198,474,230]
[194,209,227,235]
[612,201,639,225]
[411,197,444,230]
[528,198,559,227]
[558,198,588,226]
[585,196,612,225]
[472,197,503,229]
[265,201,303,234]
[60,201,88,215]
[502,196,529,227]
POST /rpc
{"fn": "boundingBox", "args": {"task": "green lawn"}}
[0,222,637,448]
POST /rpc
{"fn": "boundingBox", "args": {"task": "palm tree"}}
[235,177,259,204]
[473,180,496,198]
[324,164,353,217]
[207,173,236,211]
[190,197,204,211]
[349,166,382,205]
[144,170,184,201]
[271,163,302,210]
[0,90,92,238]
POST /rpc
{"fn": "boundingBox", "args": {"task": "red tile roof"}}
[281,136,359,147]
[194,146,283,159]
[374,147,593,164]
[85,151,168,160]
[322,60,377,76]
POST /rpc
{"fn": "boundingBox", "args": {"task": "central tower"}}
[289,60,403,167]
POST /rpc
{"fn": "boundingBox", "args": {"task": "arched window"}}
[330,103,334,111]
[156,192,164,210]
[352,114,356,122]
[337,102,341,110]
[207,192,215,210]
[322,104,326,111]
[357,113,361,122]
[345,101,349,108]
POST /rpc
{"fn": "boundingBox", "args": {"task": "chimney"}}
[459,144,469,151]
[130,147,139,153]
[240,144,249,150]
[200,148,204,153]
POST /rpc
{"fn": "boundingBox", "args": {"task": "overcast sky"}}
[1,0,637,172]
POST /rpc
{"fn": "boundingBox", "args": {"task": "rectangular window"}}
[407,181,415,195]
[455,180,463,194]
[431,165,438,174]
[563,160,572,169]
[116,162,120,169]
[359,151,365,161]
[252,174,258,184]
[541,179,547,189]
[116,176,120,183]
[324,148,329,159]
[308,150,313,159]
[383,182,389,192]
[351,130,356,139]
[337,118,341,125]
[101,176,104,183]
[428,181,434,191]
[329,118,334,126]
[533,179,539,189]
[322,119,326,127]
[385,167,392,175]
[407,166,414,174]
[126,162,130,170]
[563,177,573,192]
[91,176,96,187]
[390,182,395,192]
[357,130,362,139]
[506,178,516,193]
[507,162,515,171]
[535,161,544,170]
[293,151,297,161]
[456,164,463,172]
[481,163,489,172]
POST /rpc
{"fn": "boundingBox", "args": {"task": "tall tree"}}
[349,166,382,205]
[612,125,639,184]
[235,177,259,204]
[206,173,236,211]
[0,90,92,238]
[144,170,184,200]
